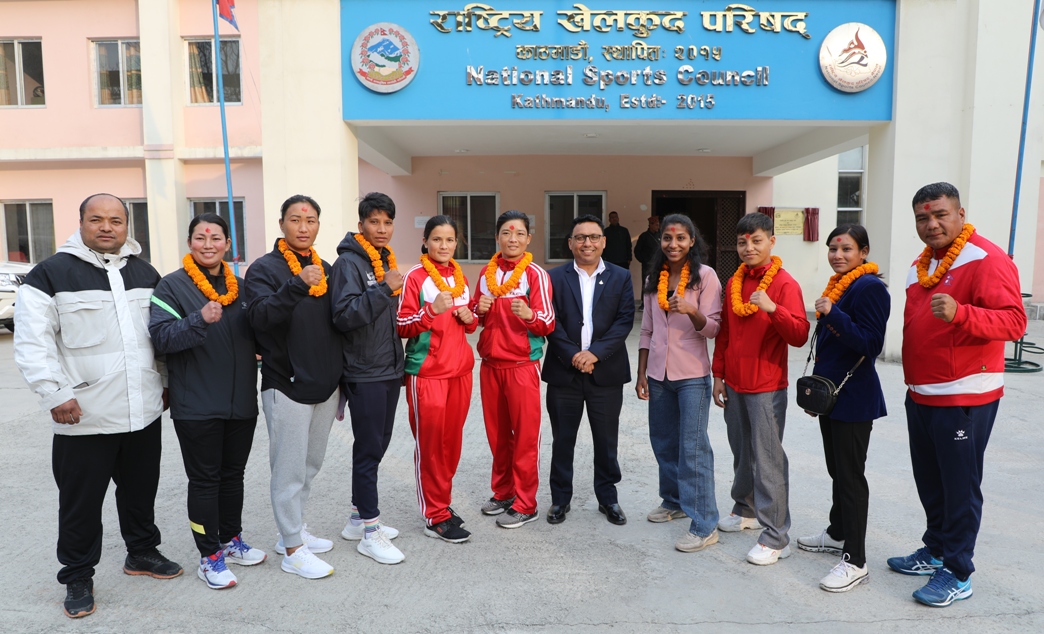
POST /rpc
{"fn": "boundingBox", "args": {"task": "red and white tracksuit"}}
[472,256,555,514]
[397,262,477,526]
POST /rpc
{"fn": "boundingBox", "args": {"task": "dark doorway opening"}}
[651,190,745,290]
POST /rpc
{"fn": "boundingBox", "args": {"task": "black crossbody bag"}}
[796,327,864,416]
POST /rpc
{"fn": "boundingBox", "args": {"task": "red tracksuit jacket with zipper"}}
[472,257,556,365]
[397,261,477,378]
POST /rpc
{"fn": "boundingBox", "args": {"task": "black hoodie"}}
[330,232,404,383]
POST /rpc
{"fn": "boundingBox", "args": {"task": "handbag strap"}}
[808,323,866,396]
[802,326,819,376]
[833,356,866,396]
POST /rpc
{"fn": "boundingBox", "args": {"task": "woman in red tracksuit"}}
[472,210,555,529]
[397,216,477,544]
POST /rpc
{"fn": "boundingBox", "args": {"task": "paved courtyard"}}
[1,319,1042,633]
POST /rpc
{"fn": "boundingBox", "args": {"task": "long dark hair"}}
[421,215,459,255]
[643,214,706,294]
[825,223,885,281]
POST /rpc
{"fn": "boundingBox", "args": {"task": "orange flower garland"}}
[354,233,401,297]
[816,262,879,318]
[484,251,533,297]
[657,262,691,311]
[916,224,975,289]
[730,255,783,317]
[278,239,328,297]
[183,253,238,306]
[420,254,466,299]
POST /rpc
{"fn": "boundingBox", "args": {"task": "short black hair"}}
[496,210,530,233]
[188,212,230,241]
[79,193,129,221]
[912,182,961,209]
[571,214,604,232]
[421,214,459,255]
[359,192,396,221]
[736,211,774,236]
[280,194,321,220]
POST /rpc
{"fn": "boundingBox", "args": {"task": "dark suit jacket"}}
[542,260,635,387]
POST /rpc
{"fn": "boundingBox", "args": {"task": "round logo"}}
[819,23,887,93]
[352,23,419,94]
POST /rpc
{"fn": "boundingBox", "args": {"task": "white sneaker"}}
[717,513,763,533]
[746,542,792,566]
[797,529,845,555]
[197,553,237,589]
[275,524,333,555]
[356,529,405,565]
[341,520,400,541]
[280,545,334,579]
[819,555,869,593]
[223,534,267,566]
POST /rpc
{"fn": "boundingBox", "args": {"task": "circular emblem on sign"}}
[819,23,887,93]
[352,23,419,94]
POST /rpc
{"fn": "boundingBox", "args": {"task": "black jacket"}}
[244,241,343,404]
[542,261,634,387]
[149,267,258,421]
[330,232,404,383]
[603,224,633,267]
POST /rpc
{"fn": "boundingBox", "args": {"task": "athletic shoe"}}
[197,552,237,589]
[357,529,405,564]
[275,524,333,555]
[341,520,400,541]
[424,519,472,543]
[63,578,95,618]
[280,545,334,579]
[819,555,869,593]
[496,508,539,529]
[448,506,465,528]
[912,568,972,607]
[224,534,267,566]
[647,506,687,523]
[123,549,184,579]
[675,529,719,553]
[481,496,516,516]
[746,543,792,566]
[887,546,943,576]
[797,529,845,555]
[718,513,763,533]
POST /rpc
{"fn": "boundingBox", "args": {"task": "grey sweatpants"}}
[723,386,791,549]
[262,388,338,550]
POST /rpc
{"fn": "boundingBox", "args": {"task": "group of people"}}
[13,181,1025,619]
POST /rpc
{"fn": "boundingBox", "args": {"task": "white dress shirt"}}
[573,258,606,351]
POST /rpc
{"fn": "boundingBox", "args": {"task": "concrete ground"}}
[1,319,1043,633]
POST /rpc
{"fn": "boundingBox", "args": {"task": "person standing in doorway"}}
[634,215,661,285]
[603,211,632,272]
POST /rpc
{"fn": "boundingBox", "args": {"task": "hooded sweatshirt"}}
[14,232,165,435]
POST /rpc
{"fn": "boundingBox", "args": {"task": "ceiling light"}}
[697,148,712,153]
[583,133,598,138]
[454,149,470,153]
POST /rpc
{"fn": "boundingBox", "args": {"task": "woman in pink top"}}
[635,214,723,553]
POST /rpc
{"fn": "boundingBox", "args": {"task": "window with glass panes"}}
[546,192,605,261]
[837,147,866,226]
[95,40,141,106]
[126,200,150,262]
[186,39,241,104]
[2,201,55,263]
[191,199,246,262]
[438,193,498,261]
[0,40,45,106]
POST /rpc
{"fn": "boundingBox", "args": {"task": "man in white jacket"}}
[14,194,182,619]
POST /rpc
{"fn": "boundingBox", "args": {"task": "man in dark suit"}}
[542,214,635,525]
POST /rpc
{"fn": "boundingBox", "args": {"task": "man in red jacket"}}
[888,182,1026,607]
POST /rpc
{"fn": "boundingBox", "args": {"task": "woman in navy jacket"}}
[796,224,890,594]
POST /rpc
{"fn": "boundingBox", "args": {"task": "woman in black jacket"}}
[149,213,264,590]
[795,224,890,594]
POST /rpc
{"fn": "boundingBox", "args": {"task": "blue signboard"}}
[341,0,896,121]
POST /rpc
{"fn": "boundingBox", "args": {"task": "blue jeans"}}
[648,375,719,537]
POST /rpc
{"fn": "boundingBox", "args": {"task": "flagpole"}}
[1009,0,1043,257]
[212,0,240,275]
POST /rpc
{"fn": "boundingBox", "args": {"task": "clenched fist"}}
[454,306,475,325]
[431,290,454,315]
[476,295,494,315]
[511,299,534,321]
[384,269,404,293]
[749,290,776,314]
[200,301,223,324]
[299,264,324,287]
[931,293,957,323]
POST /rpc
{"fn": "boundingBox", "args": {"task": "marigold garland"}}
[484,251,533,297]
[916,224,975,289]
[183,253,238,306]
[354,233,401,296]
[816,262,879,318]
[657,262,691,311]
[730,255,783,317]
[420,254,466,299]
[278,239,327,297]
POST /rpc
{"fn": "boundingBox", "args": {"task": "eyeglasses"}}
[570,234,604,244]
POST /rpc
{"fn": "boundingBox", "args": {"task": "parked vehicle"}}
[0,262,33,332]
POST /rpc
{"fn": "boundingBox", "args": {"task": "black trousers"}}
[173,418,257,557]
[819,416,873,568]
[546,373,623,506]
[345,378,401,519]
[52,419,163,584]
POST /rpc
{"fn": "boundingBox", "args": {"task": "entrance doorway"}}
[651,190,745,289]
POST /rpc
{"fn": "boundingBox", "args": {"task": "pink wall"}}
[1035,178,1044,300]
[182,159,265,269]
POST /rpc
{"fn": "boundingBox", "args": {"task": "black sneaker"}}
[496,508,540,529]
[481,496,516,516]
[424,519,472,543]
[447,506,465,528]
[63,578,95,618]
[123,549,184,579]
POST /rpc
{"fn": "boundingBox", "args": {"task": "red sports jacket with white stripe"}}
[472,256,556,368]
[396,261,476,379]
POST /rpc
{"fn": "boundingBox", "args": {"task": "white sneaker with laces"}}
[746,542,792,566]
[357,529,405,564]
[341,520,400,541]
[717,513,762,532]
[819,555,869,592]
[275,524,333,555]
[797,529,845,555]
[280,545,334,579]
[223,534,267,566]
[197,553,237,589]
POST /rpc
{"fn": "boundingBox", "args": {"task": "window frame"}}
[544,190,606,263]
[1,199,55,264]
[837,146,867,226]
[124,199,150,262]
[92,39,142,108]
[0,39,45,108]
[437,191,500,263]
[189,197,247,262]
[184,37,243,106]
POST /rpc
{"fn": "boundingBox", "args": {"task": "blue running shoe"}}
[887,546,942,576]
[912,568,972,607]
[198,551,237,589]
[224,533,267,566]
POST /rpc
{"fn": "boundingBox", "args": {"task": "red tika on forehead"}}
[744,233,751,240]
[508,224,516,231]
[836,236,843,242]
[205,227,211,233]
[924,204,931,211]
